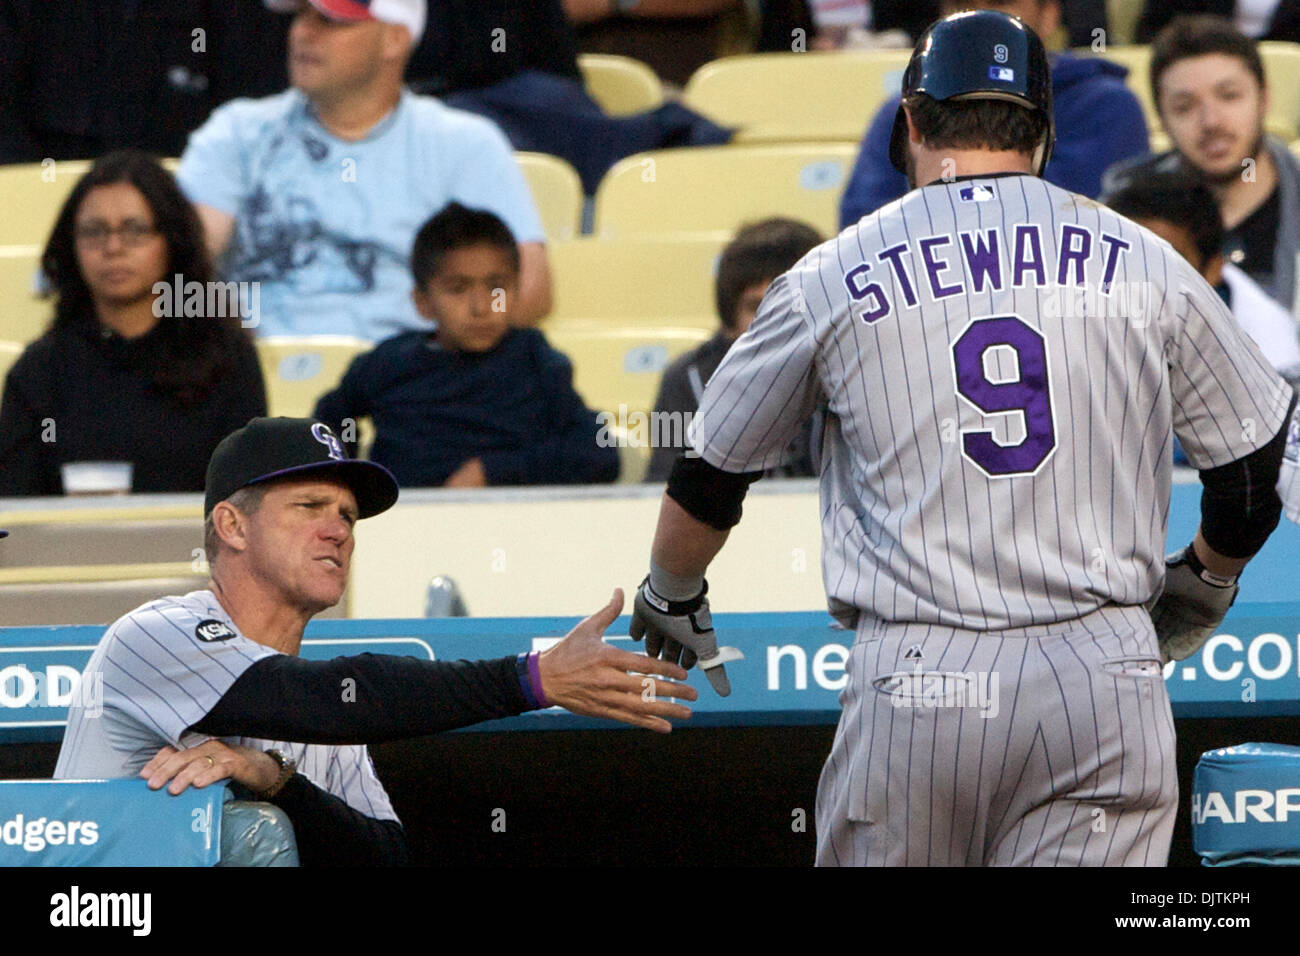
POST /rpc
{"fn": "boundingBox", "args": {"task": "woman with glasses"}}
[0,151,267,496]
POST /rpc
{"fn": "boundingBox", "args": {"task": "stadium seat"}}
[515,152,584,241]
[0,339,22,384]
[0,157,180,249]
[0,246,51,345]
[543,324,710,420]
[255,336,370,419]
[603,423,652,484]
[593,143,853,240]
[1106,0,1143,46]
[0,571,210,626]
[578,53,664,116]
[0,501,351,621]
[1081,44,1157,133]
[1081,42,1300,143]
[0,503,201,569]
[1261,42,1300,142]
[683,51,912,144]
[547,234,729,327]
[0,160,90,246]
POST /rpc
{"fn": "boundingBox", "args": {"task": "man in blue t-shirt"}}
[838,0,1150,227]
[313,202,617,487]
[177,0,550,341]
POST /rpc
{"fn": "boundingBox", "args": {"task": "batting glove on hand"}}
[1150,546,1238,664]
[630,576,743,697]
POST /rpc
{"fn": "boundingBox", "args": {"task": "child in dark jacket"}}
[314,203,618,487]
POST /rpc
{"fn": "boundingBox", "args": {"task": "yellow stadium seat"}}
[547,234,730,328]
[515,152,584,241]
[593,143,853,240]
[578,53,664,116]
[683,51,912,144]
[0,246,52,345]
[605,423,652,484]
[1106,0,1143,46]
[1083,41,1300,142]
[1261,42,1300,141]
[0,339,22,384]
[543,324,710,419]
[255,336,371,419]
[0,158,180,249]
[0,160,91,246]
[1080,44,1157,134]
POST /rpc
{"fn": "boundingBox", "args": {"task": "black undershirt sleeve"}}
[259,773,411,867]
[665,454,764,531]
[190,653,532,743]
[1198,392,1297,560]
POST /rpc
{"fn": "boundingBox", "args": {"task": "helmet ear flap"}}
[888,104,911,174]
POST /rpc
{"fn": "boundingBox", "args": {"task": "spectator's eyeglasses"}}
[74,220,159,249]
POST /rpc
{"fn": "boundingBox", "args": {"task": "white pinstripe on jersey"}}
[691,174,1293,631]
[54,590,398,823]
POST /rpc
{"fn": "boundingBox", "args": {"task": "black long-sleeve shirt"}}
[0,0,291,164]
[192,652,536,866]
[314,327,618,487]
[0,315,267,495]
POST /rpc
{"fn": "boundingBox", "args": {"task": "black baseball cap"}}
[204,417,399,519]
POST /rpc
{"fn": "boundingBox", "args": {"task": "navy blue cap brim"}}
[245,459,399,519]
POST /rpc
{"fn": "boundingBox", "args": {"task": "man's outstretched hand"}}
[538,589,698,733]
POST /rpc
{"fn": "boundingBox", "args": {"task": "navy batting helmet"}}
[888,9,1055,176]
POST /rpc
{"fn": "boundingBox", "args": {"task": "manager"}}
[54,416,696,864]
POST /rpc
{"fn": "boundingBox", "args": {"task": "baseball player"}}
[629,10,1296,866]
[55,417,697,865]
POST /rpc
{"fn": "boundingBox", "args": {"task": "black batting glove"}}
[630,576,742,697]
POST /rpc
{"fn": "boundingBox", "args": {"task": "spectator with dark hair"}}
[839,0,1149,225]
[177,0,551,340]
[1103,171,1300,388]
[1136,0,1300,43]
[645,217,823,482]
[313,203,617,488]
[1102,15,1300,317]
[0,151,266,496]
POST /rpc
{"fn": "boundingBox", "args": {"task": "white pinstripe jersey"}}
[53,590,399,823]
[692,174,1293,630]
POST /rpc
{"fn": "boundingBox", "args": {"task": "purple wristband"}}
[528,651,551,709]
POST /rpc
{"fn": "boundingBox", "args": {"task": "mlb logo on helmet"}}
[989,66,1015,82]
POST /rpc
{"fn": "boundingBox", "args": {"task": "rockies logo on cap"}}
[204,416,400,519]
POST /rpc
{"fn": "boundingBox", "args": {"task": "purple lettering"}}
[1057,224,1092,286]
[877,242,918,308]
[844,263,890,324]
[919,236,963,299]
[959,229,1002,293]
[1098,233,1131,292]
[1012,225,1046,287]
